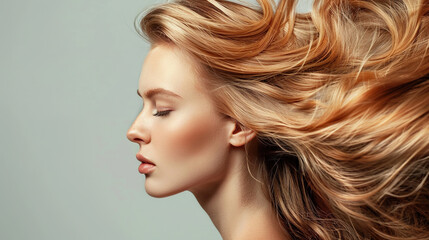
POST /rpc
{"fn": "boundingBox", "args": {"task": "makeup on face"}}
[127,44,233,198]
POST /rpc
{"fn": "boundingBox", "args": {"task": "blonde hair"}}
[135,0,429,239]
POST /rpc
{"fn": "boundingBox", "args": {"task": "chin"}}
[144,181,187,198]
[146,190,172,198]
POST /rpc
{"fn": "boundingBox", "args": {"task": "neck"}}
[189,144,287,240]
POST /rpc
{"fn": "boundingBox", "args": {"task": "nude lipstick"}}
[136,153,156,174]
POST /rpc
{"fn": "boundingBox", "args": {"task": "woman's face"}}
[127,44,235,198]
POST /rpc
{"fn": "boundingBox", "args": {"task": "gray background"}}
[0,0,311,239]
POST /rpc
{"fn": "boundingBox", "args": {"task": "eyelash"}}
[153,110,171,117]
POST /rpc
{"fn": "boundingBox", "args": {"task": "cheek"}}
[157,112,221,158]
[146,106,231,197]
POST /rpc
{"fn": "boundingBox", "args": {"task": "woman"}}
[127,0,429,239]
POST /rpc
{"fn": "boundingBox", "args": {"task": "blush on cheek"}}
[160,113,221,159]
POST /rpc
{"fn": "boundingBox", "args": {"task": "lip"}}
[136,153,156,165]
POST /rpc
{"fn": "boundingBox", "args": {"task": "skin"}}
[127,43,287,240]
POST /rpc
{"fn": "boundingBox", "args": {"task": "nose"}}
[127,111,151,144]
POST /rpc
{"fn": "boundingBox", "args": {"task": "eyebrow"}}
[137,88,183,99]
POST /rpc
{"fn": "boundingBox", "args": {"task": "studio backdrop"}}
[0,0,312,239]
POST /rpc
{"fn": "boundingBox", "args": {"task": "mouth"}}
[136,153,156,165]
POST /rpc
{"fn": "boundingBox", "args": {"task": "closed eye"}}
[153,110,171,117]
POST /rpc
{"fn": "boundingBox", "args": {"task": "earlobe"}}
[228,121,257,147]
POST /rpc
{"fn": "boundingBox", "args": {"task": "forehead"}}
[139,44,206,98]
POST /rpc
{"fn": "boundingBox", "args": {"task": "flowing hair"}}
[135,0,429,239]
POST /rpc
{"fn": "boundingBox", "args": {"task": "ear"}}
[227,120,257,147]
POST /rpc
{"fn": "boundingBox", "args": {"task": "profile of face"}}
[127,44,240,198]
